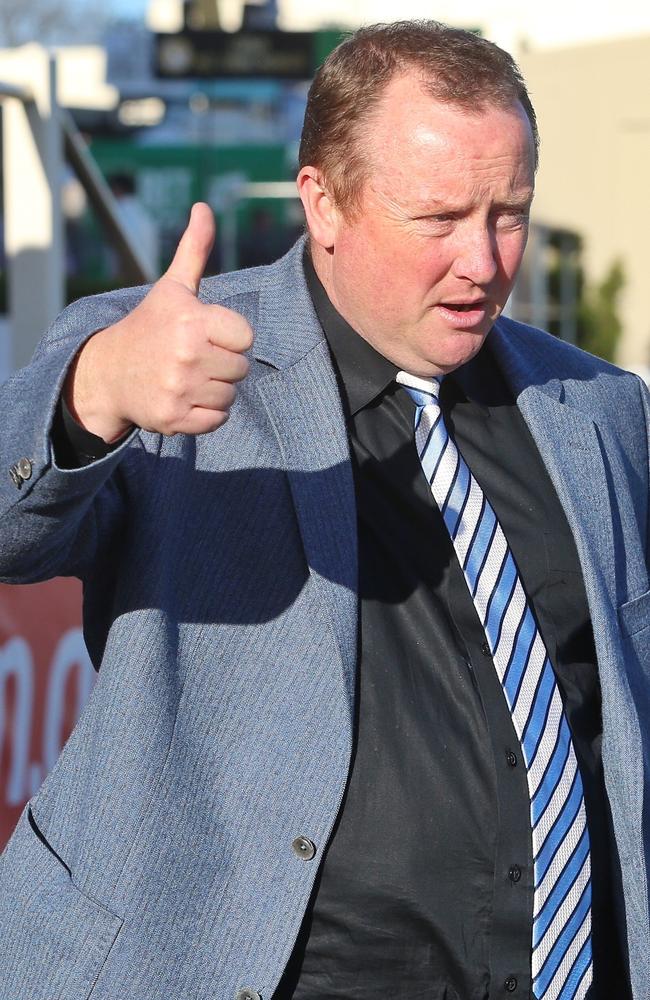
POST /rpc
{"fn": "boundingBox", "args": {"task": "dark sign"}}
[155,30,316,79]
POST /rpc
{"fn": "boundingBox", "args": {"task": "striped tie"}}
[396,371,593,1000]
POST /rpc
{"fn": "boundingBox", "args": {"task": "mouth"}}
[435,300,490,328]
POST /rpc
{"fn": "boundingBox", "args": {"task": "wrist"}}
[63,325,134,444]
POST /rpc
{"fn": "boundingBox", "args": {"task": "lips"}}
[440,300,487,311]
[435,300,490,329]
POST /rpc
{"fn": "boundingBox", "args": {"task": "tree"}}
[576,260,625,363]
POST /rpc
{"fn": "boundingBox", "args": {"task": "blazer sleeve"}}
[0,285,150,584]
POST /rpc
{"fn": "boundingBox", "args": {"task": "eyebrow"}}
[413,192,534,215]
[493,194,534,209]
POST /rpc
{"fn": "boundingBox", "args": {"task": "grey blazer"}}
[0,240,649,1000]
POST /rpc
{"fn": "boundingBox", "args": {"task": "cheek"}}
[499,231,529,279]
[384,239,451,294]
[351,238,406,298]
[336,223,450,313]
[367,255,434,315]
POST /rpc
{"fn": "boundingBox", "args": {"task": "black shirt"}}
[274,259,628,999]
[53,263,629,999]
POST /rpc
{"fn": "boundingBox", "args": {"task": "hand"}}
[64,202,253,441]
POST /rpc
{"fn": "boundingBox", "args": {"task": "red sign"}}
[0,579,94,848]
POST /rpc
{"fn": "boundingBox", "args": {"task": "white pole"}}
[0,44,65,372]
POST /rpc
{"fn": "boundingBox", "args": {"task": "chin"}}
[427,333,489,375]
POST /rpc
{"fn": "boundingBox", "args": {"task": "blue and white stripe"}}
[396,371,592,1000]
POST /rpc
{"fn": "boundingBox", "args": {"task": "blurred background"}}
[1,0,649,845]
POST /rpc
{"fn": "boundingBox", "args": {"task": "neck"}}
[308,240,339,306]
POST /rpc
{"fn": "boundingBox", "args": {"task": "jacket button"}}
[504,976,517,992]
[508,865,522,883]
[505,749,518,767]
[292,836,316,860]
[235,990,261,1000]
[9,458,32,489]
[17,458,33,480]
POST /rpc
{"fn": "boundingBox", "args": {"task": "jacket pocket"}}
[618,588,650,638]
[0,804,123,1000]
[616,589,650,719]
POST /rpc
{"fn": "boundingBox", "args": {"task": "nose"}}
[451,226,498,286]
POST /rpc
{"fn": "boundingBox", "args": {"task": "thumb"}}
[165,202,216,294]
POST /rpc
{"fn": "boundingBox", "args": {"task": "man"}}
[0,20,648,1000]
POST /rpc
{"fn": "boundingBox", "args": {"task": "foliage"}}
[576,260,625,363]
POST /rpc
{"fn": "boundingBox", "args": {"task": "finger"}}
[177,407,232,436]
[205,306,254,354]
[191,380,238,412]
[203,346,250,384]
[165,202,216,295]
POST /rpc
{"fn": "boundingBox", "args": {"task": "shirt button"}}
[508,865,522,883]
[505,749,518,767]
[481,640,491,656]
[292,836,316,861]
[504,976,517,992]
[235,990,261,1000]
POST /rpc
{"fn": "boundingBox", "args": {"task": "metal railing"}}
[0,44,157,376]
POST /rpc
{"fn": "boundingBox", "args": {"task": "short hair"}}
[299,20,539,216]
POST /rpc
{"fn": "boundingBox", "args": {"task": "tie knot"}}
[396,370,442,408]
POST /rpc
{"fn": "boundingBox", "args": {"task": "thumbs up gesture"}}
[64,203,254,441]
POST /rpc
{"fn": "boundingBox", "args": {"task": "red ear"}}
[296,167,337,250]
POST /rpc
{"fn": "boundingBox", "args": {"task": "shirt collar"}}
[303,251,398,416]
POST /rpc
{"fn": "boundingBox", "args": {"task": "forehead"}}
[364,73,535,201]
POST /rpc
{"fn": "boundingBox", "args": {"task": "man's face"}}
[316,74,536,376]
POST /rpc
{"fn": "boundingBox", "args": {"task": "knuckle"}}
[175,310,195,334]
[157,397,183,434]
[157,415,176,437]
[175,343,195,368]
[161,369,186,399]
[174,324,199,366]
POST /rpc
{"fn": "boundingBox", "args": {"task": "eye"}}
[493,209,530,230]
[414,213,458,234]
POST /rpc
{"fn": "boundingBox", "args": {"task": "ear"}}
[296,166,338,249]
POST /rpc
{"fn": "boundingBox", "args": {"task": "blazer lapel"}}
[490,322,617,614]
[253,244,358,708]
